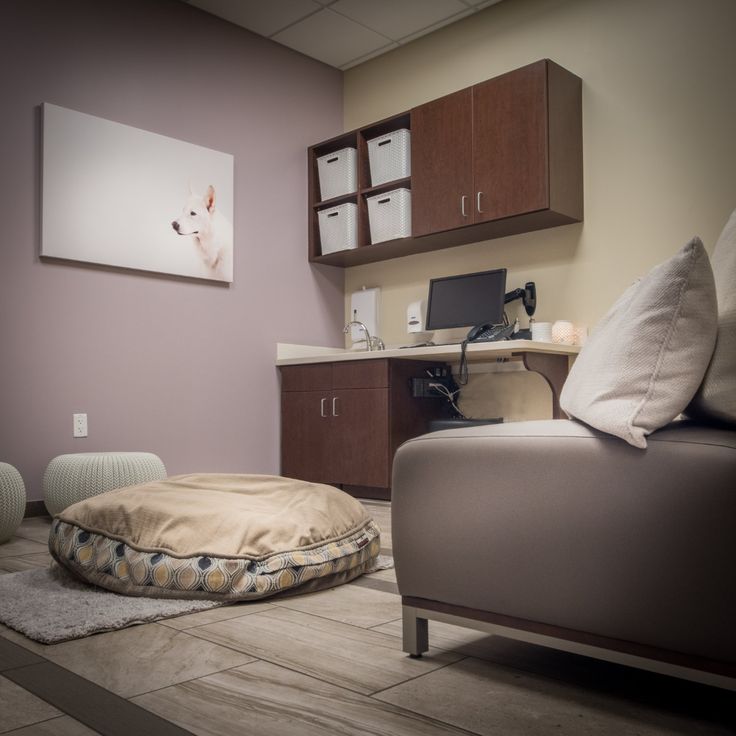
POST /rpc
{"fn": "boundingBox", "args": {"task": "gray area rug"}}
[0,565,224,644]
[0,557,394,644]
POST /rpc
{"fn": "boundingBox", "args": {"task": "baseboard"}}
[25,500,49,518]
[341,484,391,501]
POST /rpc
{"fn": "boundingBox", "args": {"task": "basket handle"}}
[377,197,391,204]
[327,212,339,217]
[378,139,391,146]
[326,156,338,164]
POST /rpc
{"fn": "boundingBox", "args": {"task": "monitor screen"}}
[425,268,507,330]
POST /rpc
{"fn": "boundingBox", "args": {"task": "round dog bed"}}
[49,473,380,600]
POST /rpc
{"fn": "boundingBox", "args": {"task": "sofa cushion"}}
[560,237,717,448]
[686,209,736,425]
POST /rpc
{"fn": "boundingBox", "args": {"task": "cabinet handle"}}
[320,398,327,417]
[461,195,468,218]
[477,191,484,213]
[332,397,339,417]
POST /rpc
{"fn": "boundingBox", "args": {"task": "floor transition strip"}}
[1,638,194,736]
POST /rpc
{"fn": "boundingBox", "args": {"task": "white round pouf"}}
[43,452,166,517]
[0,462,26,543]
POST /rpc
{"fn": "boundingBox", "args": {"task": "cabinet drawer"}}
[332,359,389,389]
[280,364,332,392]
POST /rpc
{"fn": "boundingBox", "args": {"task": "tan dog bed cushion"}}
[49,473,381,600]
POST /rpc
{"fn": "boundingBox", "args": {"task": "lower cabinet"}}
[280,359,450,499]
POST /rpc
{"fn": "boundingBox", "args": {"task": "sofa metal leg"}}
[402,605,429,656]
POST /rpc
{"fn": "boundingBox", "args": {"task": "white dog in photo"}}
[171,185,233,281]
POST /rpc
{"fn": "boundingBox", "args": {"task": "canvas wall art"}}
[41,103,234,282]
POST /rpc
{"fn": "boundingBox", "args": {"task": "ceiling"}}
[181,0,503,70]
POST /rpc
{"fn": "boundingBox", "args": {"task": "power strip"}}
[411,376,455,398]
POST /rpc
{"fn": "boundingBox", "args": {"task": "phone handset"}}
[465,323,515,343]
[466,323,493,342]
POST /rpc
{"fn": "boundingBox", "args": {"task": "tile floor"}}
[1,504,734,736]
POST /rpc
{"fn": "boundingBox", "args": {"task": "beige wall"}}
[341,0,736,420]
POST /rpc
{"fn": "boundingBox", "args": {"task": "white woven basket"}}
[366,188,411,244]
[367,129,410,186]
[318,203,358,255]
[43,452,166,517]
[0,463,26,543]
[316,147,357,201]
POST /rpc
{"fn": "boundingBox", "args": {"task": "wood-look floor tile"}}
[0,624,51,657]
[276,582,401,628]
[350,575,398,596]
[0,554,53,574]
[373,617,734,710]
[0,539,47,559]
[362,503,392,548]
[188,606,463,695]
[367,567,397,583]
[133,659,471,736]
[372,618,500,661]
[3,715,100,735]
[376,656,736,736]
[0,675,60,733]
[159,601,276,631]
[6,661,192,736]
[13,519,52,545]
[40,622,256,697]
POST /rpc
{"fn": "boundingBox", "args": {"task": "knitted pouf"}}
[43,452,166,517]
[0,463,26,543]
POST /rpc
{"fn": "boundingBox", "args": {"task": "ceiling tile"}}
[187,0,322,37]
[273,8,393,68]
[340,41,400,70]
[331,0,469,42]
[397,8,474,44]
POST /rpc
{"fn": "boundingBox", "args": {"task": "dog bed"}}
[48,473,381,600]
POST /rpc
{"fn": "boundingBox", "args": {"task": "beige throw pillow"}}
[686,209,736,424]
[560,237,717,448]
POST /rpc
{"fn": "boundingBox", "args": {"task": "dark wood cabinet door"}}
[411,88,473,237]
[472,61,549,222]
[333,388,390,488]
[281,391,336,485]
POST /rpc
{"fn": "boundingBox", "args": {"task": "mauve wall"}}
[0,0,345,500]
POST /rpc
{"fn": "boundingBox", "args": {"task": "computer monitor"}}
[425,268,507,330]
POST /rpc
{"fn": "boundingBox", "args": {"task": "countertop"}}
[276,340,580,366]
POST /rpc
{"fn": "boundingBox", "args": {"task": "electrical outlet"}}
[73,413,88,438]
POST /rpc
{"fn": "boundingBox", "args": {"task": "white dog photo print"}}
[41,103,234,282]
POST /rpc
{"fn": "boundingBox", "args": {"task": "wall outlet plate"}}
[73,413,88,438]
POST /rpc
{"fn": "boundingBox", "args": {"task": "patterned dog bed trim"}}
[49,518,381,601]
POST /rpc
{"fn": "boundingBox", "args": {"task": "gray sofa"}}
[393,208,736,690]
[391,417,736,689]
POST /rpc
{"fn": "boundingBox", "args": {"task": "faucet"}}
[344,321,384,351]
[344,320,372,351]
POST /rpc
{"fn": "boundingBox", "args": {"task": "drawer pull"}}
[320,398,327,417]
[332,397,340,417]
[477,191,484,213]
[461,195,468,217]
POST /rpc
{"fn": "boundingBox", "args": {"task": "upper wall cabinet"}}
[308,59,582,268]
